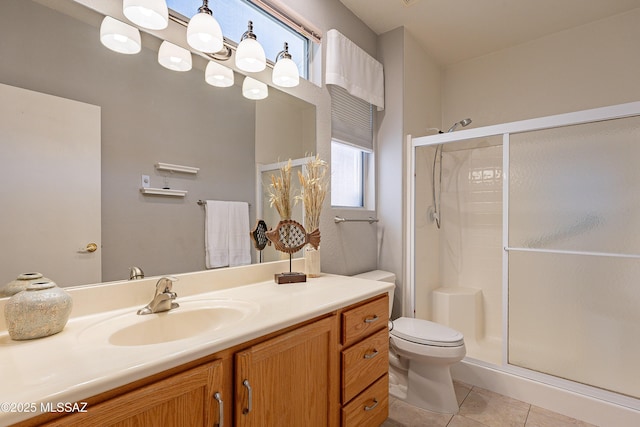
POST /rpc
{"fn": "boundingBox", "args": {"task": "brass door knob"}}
[85,243,98,253]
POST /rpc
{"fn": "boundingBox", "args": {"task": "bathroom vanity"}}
[0,261,392,427]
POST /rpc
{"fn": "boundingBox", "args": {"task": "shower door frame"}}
[407,100,640,410]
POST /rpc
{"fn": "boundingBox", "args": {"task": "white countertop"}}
[0,267,393,425]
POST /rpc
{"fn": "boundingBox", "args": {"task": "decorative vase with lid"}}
[4,280,73,340]
[0,272,49,298]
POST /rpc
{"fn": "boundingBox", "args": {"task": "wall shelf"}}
[155,162,199,174]
[140,188,187,197]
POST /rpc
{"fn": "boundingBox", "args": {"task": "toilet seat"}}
[391,317,464,347]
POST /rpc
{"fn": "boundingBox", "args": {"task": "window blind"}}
[330,85,373,152]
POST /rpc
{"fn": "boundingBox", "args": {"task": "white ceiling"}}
[339,0,640,66]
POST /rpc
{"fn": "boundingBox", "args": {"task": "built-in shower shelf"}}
[140,188,187,197]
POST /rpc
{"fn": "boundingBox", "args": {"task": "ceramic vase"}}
[304,246,321,278]
[0,272,49,298]
[4,280,73,340]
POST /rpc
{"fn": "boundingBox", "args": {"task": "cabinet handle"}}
[364,398,379,411]
[242,379,253,415]
[213,392,224,427]
[364,349,379,359]
[364,314,379,323]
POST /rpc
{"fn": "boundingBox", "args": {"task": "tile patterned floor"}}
[382,381,598,427]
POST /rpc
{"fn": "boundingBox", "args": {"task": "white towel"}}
[228,201,251,267]
[205,200,251,268]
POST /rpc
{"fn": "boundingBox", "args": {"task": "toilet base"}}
[389,357,460,414]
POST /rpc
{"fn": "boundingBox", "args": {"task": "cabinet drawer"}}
[342,295,389,346]
[342,374,389,427]
[342,328,389,404]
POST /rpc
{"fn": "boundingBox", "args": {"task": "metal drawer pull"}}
[364,314,379,323]
[242,380,252,415]
[364,399,379,411]
[213,392,224,427]
[364,349,379,359]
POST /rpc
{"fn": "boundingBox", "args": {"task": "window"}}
[331,141,366,207]
[329,86,374,209]
[167,0,309,78]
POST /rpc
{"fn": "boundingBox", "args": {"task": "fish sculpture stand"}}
[266,219,321,284]
[249,219,270,263]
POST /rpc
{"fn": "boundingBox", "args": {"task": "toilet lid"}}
[390,317,464,347]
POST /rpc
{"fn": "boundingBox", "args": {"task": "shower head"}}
[446,118,472,132]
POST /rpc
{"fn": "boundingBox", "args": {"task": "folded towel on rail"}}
[205,200,251,268]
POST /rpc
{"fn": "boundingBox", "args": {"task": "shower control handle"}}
[364,314,379,324]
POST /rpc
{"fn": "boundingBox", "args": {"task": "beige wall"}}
[410,7,640,352]
[442,8,640,128]
[378,28,442,317]
[278,0,381,276]
[1,1,254,282]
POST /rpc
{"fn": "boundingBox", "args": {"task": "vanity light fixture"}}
[272,42,299,87]
[187,0,224,53]
[100,16,141,54]
[235,21,266,73]
[123,0,169,30]
[205,61,234,87]
[242,76,268,100]
[158,41,192,71]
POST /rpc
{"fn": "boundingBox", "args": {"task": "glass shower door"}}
[507,116,640,399]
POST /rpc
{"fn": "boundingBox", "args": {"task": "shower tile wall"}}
[414,141,503,361]
[441,144,503,343]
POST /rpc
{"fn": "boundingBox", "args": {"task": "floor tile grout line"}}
[523,404,532,426]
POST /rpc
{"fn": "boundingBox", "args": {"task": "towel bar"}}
[198,199,251,207]
[334,216,378,224]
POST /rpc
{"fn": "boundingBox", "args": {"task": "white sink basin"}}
[79,299,260,346]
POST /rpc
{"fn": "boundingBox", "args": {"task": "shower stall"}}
[406,102,640,418]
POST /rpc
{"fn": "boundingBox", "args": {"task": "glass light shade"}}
[187,12,223,53]
[272,57,299,87]
[235,38,266,73]
[242,76,268,100]
[158,41,192,72]
[123,0,168,30]
[100,16,141,54]
[205,61,234,87]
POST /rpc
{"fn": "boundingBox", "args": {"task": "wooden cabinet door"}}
[235,316,338,427]
[45,360,224,427]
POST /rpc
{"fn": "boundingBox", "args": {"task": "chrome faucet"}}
[129,266,145,280]
[137,276,179,315]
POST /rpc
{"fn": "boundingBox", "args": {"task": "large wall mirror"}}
[0,0,316,288]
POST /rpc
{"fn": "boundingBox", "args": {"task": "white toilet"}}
[353,270,466,414]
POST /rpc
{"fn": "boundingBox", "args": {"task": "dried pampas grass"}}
[268,159,292,220]
[296,155,328,232]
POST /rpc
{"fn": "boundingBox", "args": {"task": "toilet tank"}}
[353,270,396,283]
[352,270,395,315]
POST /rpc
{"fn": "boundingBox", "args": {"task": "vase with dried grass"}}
[296,155,328,277]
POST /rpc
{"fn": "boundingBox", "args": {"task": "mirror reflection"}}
[0,0,315,288]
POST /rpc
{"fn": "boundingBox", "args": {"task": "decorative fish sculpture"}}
[250,219,270,251]
[266,220,320,254]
